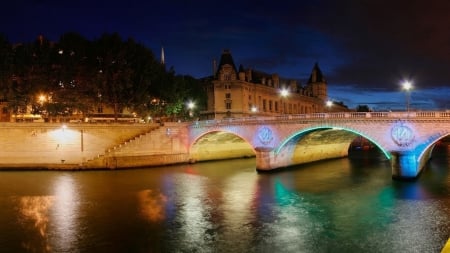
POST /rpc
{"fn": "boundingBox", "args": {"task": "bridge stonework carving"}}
[188,111,450,180]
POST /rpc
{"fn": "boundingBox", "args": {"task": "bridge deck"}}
[192,111,450,127]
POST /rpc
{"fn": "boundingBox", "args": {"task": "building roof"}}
[216,49,237,76]
[250,69,272,83]
[307,62,326,84]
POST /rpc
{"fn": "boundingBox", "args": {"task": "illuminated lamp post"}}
[38,94,46,105]
[326,100,333,112]
[402,80,412,114]
[280,88,289,114]
[37,94,47,118]
[187,101,195,118]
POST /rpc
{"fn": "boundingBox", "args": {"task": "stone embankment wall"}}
[0,122,190,170]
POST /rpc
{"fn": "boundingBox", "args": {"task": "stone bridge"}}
[188,111,450,180]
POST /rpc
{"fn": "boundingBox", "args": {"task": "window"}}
[225,93,231,99]
[262,99,267,112]
[97,106,103,113]
[269,100,273,111]
[226,102,232,109]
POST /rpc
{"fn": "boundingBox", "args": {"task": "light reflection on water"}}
[0,146,448,252]
[15,195,54,252]
[137,189,167,222]
[11,174,81,253]
[50,175,79,253]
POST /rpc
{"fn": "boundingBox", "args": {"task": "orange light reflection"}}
[137,189,167,222]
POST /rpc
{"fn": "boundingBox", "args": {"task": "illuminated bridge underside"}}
[277,129,358,167]
[189,131,254,162]
[189,129,360,166]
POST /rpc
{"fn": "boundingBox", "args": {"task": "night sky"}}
[1,0,450,110]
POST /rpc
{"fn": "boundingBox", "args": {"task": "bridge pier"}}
[390,151,421,180]
[255,147,276,171]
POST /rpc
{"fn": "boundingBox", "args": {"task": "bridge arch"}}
[271,126,391,169]
[415,132,450,171]
[276,126,391,158]
[189,130,255,162]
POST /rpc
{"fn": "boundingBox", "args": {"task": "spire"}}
[307,62,326,84]
[213,58,217,76]
[216,49,237,75]
[161,47,165,65]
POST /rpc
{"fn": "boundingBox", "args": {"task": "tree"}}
[182,75,207,111]
[49,32,96,118]
[7,43,30,115]
[6,37,53,116]
[122,38,162,113]
[93,33,160,120]
[92,33,126,119]
[0,32,209,122]
[0,35,12,100]
[356,105,370,112]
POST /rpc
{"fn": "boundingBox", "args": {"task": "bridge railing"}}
[191,111,450,127]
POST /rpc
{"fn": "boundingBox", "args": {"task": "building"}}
[202,49,339,120]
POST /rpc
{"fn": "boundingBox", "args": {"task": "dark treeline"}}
[0,32,206,121]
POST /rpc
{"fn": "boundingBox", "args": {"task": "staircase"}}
[82,125,160,168]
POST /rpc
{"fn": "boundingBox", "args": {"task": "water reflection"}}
[50,174,79,252]
[221,170,260,250]
[0,148,448,252]
[137,189,167,222]
[16,195,54,252]
[166,170,213,250]
[270,179,316,252]
[12,174,81,253]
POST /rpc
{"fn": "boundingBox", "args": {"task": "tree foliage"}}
[0,33,207,121]
[356,105,370,112]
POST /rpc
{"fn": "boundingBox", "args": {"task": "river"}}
[0,145,449,253]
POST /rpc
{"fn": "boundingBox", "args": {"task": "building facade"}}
[202,49,336,119]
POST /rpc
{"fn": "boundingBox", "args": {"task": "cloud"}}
[310,0,450,90]
[329,84,450,111]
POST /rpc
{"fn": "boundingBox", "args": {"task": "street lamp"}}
[326,100,333,112]
[36,94,48,118]
[402,80,412,113]
[187,101,195,110]
[325,100,333,114]
[187,101,195,118]
[280,88,289,114]
[38,94,46,104]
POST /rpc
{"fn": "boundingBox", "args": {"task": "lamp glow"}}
[280,88,289,114]
[402,80,413,113]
